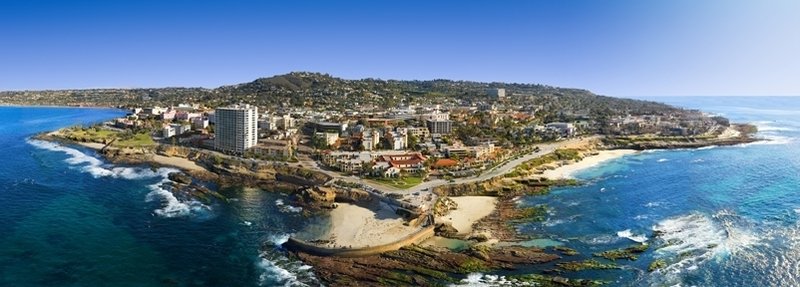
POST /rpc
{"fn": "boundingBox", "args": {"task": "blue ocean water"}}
[3,97,799,287]
[512,97,800,286]
[0,107,317,286]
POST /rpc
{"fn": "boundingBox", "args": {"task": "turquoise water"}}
[507,97,800,286]
[0,107,318,286]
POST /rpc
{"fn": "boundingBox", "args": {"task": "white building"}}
[418,111,450,122]
[214,104,259,153]
[192,117,209,130]
[162,126,176,138]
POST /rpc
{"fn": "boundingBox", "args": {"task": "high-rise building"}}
[214,104,259,153]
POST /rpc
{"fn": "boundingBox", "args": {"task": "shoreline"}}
[67,140,210,173]
[317,202,419,248]
[540,149,638,179]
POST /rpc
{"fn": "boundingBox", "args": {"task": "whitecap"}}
[617,229,648,243]
[657,158,669,163]
[29,139,212,218]
[258,236,320,287]
[644,202,663,208]
[145,179,211,218]
[275,199,303,213]
[650,212,760,279]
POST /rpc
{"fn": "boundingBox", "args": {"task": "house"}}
[377,153,427,172]
[252,139,295,159]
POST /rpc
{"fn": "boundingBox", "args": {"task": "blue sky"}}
[1,0,798,97]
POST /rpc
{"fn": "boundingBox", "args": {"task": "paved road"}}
[314,137,595,197]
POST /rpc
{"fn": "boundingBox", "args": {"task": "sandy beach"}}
[541,149,637,179]
[321,202,418,248]
[436,196,498,236]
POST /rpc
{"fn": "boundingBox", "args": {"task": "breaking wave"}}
[28,139,211,218]
[258,234,319,287]
[450,273,535,287]
[617,229,648,243]
[275,199,303,213]
[647,211,761,285]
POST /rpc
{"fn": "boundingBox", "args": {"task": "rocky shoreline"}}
[34,125,761,286]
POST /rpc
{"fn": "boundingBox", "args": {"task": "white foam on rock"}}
[258,234,319,287]
[617,229,648,243]
[648,211,761,284]
[275,199,303,213]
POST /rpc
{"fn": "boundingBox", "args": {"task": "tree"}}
[407,135,419,150]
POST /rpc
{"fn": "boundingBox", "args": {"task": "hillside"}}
[0,72,688,119]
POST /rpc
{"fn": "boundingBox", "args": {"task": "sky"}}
[0,0,798,97]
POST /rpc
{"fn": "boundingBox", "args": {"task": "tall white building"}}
[214,104,259,153]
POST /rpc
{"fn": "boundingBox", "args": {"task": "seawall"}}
[283,225,435,257]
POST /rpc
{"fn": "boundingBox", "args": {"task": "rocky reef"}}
[289,244,560,287]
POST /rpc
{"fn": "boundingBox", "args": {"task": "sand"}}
[541,149,637,179]
[437,196,498,236]
[150,154,207,172]
[322,202,418,248]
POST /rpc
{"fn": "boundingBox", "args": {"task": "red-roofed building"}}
[378,152,427,172]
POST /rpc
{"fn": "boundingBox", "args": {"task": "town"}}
[58,82,727,193]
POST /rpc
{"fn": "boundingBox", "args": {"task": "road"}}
[309,137,596,201]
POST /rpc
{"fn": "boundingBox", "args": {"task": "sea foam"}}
[28,139,211,218]
[617,229,648,243]
[258,234,319,287]
[649,211,760,282]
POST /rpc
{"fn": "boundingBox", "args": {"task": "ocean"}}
[0,107,318,286]
[503,96,800,286]
[1,96,799,286]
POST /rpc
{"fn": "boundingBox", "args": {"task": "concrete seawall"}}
[283,225,435,257]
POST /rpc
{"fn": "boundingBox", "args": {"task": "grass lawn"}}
[63,128,155,148]
[370,176,424,189]
[114,133,156,148]
[64,129,117,143]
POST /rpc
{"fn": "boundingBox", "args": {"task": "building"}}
[161,123,191,138]
[377,153,427,172]
[315,132,340,147]
[546,122,576,137]
[397,126,429,140]
[160,109,176,121]
[320,151,375,174]
[214,104,259,153]
[387,131,407,150]
[252,139,295,159]
[426,119,453,135]
[418,111,450,122]
[311,121,348,134]
[258,119,277,131]
[162,126,176,138]
[488,88,506,99]
[192,117,209,130]
[275,114,295,130]
[176,111,202,121]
